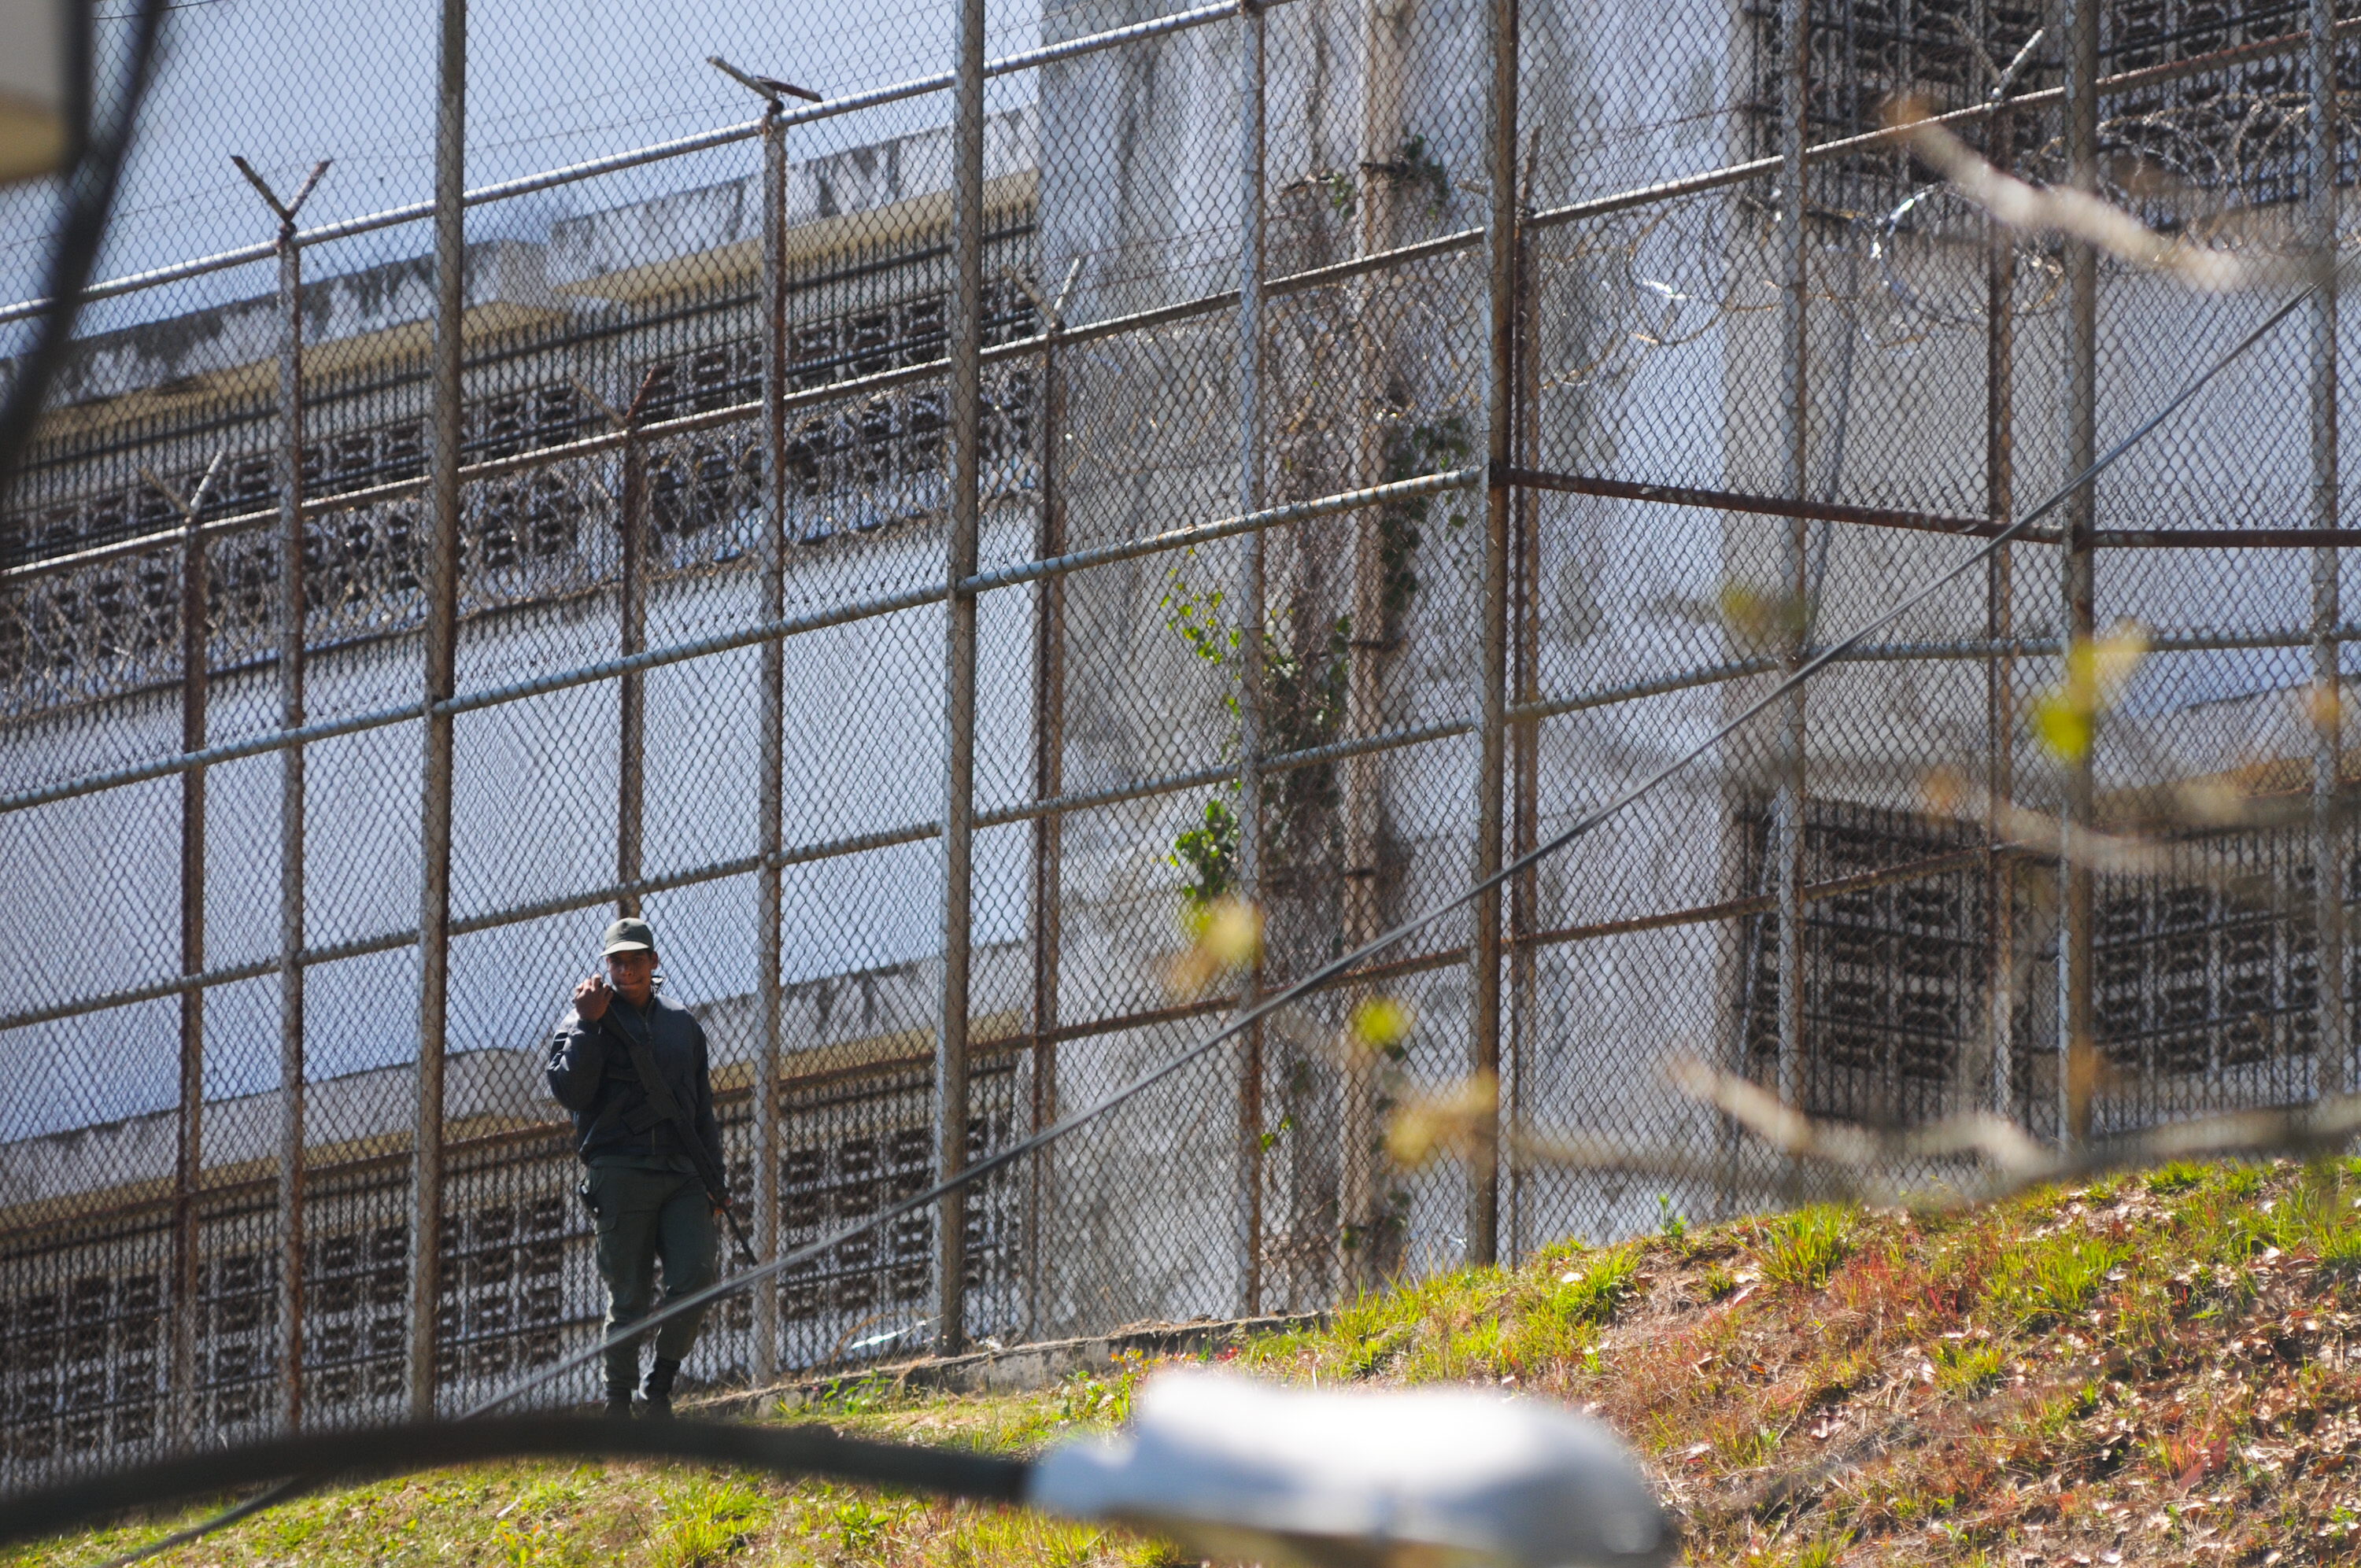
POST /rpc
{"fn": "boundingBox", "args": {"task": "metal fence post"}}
[413,0,467,1419]
[937,0,986,1356]
[135,452,223,1446]
[565,366,660,923]
[1983,106,2018,1124]
[2311,0,2344,1098]
[1507,199,1540,1264]
[1469,0,1518,1269]
[231,157,331,1433]
[275,206,308,1429]
[1339,0,1409,1297]
[2060,0,2100,1147]
[613,405,654,923]
[615,420,645,916]
[1235,0,1268,1318]
[227,156,329,1433]
[1773,0,1809,1119]
[755,96,788,1384]
[1025,280,1066,1339]
[171,478,209,1448]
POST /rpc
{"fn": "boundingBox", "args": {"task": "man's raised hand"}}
[574,974,611,1021]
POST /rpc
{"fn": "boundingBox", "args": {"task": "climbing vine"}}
[1160,553,1350,911]
[1158,408,1467,917]
[1297,133,1454,234]
[1171,793,1240,913]
[1369,135,1453,220]
[1155,408,1462,1291]
[1374,411,1474,640]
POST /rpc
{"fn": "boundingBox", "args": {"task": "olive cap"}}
[600,917,656,955]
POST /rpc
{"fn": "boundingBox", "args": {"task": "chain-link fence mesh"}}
[2,0,2357,1499]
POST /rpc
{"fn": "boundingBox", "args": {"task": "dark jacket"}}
[545,988,726,1175]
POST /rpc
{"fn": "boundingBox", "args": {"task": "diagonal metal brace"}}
[708,53,822,105]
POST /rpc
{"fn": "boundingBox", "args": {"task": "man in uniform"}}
[546,916,725,1419]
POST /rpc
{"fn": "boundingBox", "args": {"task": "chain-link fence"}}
[1,0,2355,1497]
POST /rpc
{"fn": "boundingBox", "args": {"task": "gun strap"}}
[602,1007,709,1178]
[592,1007,760,1264]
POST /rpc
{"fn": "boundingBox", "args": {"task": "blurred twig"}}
[1465,1057,2361,1212]
[1665,1057,2361,1205]
[1886,98,2316,293]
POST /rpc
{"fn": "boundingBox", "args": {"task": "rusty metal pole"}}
[271,190,310,1434]
[1774,0,1810,1116]
[615,425,646,915]
[753,97,788,1383]
[1025,282,1066,1338]
[171,480,209,1448]
[1507,197,1540,1264]
[1983,106,2018,1124]
[412,0,466,1419]
[135,454,222,1446]
[1019,257,1080,1337]
[2060,0,2099,1147]
[937,0,986,1356]
[1339,0,1408,1295]
[2311,0,2344,1098]
[1468,0,1518,1268]
[1234,0,1269,1316]
[563,366,659,922]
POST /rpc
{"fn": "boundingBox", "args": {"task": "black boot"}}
[643,1356,682,1422]
[604,1345,639,1420]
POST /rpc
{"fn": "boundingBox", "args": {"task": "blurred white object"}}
[0,0,81,183]
[1029,1371,1674,1568]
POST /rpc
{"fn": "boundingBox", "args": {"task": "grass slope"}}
[16,1158,2361,1567]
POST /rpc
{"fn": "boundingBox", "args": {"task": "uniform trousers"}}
[586,1159,717,1389]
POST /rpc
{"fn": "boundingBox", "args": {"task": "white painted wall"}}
[1,511,1040,1145]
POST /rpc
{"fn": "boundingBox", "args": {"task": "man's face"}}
[605,948,657,1005]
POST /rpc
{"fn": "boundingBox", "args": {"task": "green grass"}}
[1982,1234,2125,1327]
[1931,1339,2005,1399]
[1548,1247,1639,1324]
[0,1391,1174,1568]
[1754,1204,1855,1290]
[28,1160,2361,1568]
[2322,1223,2361,1280]
[2145,1160,2209,1197]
